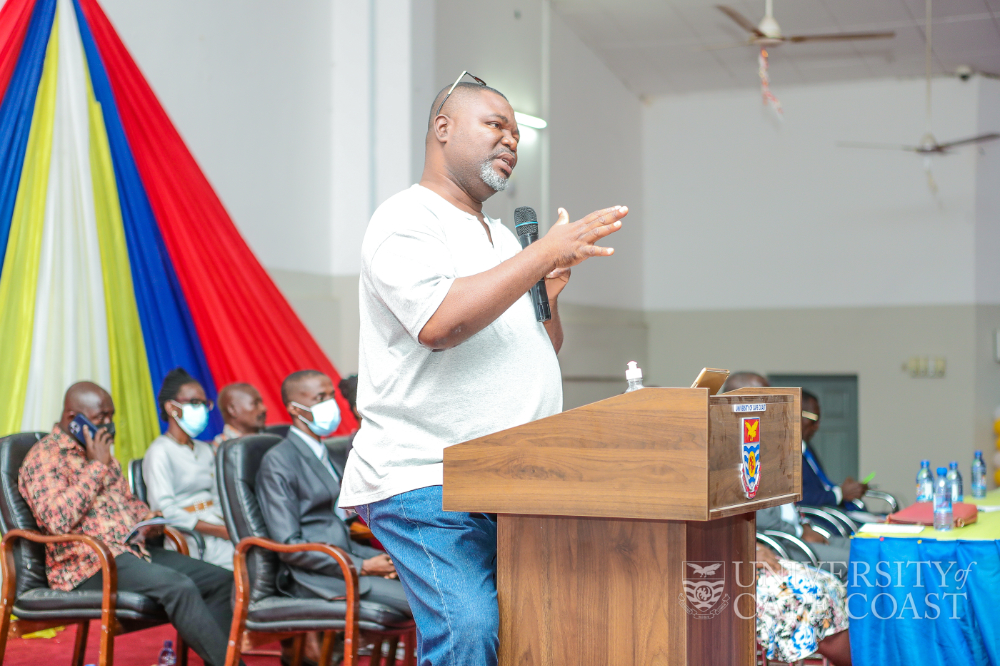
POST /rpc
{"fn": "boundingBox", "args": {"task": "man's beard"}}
[479,155,509,192]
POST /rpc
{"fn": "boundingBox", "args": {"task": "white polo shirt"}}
[340,184,563,507]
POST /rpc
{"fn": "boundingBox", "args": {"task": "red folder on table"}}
[887,502,978,528]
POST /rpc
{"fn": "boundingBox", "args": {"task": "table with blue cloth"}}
[848,489,1000,666]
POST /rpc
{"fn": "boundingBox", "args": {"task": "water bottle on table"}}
[157,639,176,666]
[971,451,987,499]
[933,467,953,531]
[946,461,963,502]
[625,361,644,393]
[915,460,933,502]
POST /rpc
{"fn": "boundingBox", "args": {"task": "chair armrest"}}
[798,506,850,537]
[818,506,859,534]
[806,523,833,539]
[864,490,899,513]
[0,529,118,635]
[229,537,360,665]
[761,530,819,567]
[163,526,191,557]
[756,532,789,559]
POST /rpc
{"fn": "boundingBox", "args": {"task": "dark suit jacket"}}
[256,431,378,600]
[800,444,839,507]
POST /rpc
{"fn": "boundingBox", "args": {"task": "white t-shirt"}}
[339,184,563,507]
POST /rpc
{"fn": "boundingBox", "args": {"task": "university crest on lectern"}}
[741,416,761,499]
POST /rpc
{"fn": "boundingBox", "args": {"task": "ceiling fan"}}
[837,0,1000,192]
[715,0,896,48]
[715,1,895,117]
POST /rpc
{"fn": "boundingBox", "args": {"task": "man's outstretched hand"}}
[539,205,626,273]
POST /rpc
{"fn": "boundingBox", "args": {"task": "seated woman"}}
[143,367,235,570]
[755,543,851,666]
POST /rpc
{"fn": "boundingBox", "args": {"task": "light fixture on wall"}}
[514,111,547,129]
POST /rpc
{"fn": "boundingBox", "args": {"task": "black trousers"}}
[76,548,234,666]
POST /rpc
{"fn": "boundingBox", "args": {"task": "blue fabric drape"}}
[0,0,54,266]
[73,0,221,438]
[849,538,1000,666]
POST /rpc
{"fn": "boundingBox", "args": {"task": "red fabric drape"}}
[0,0,38,103]
[78,0,358,434]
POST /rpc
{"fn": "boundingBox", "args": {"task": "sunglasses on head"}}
[435,70,487,117]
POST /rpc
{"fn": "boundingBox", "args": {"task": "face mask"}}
[171,401,209,438]
[292,399,341,437]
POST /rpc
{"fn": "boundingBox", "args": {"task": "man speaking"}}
[340,73,627,666]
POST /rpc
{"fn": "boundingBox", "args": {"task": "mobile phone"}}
[690,367,730,396]
[67,413,114,448]
[68,413,97,447]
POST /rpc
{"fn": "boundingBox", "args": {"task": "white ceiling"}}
[552,0,1000,97]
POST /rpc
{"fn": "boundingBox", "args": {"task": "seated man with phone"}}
[18,381,237,666]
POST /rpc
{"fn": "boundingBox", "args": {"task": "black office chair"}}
[216,434,415,666]
[0,432,192,666]
[263,423,291,439]
[127,458,206,558]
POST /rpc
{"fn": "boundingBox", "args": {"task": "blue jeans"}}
[357,485,498,666]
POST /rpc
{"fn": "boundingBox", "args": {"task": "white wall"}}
[642,77,986,311]
[975,78,1000,304]
[433,0,545,234]
[101,0,336,275]
[549,9,644,310]
[640,75,1000,501]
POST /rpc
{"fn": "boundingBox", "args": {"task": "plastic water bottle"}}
[946,461,963,503]
[933,467,953,531]
[972,450,987,499]
[625,361,644,393]
[158,640,177,666]
[915,460,933,502]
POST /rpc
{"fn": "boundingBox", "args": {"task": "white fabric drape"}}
[21,0,111,431]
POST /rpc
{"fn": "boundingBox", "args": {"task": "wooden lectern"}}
[443,386,801,666]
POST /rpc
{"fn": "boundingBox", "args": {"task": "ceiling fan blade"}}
[934,133,1000,150]
[699,41,754,51]
[837,140,919,151]
[786,31,895,43]
[715,5,765,37]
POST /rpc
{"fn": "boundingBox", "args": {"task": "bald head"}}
[219,382,266,435]
[281,370,328,407]
[59,381,114,431]
[722,372,771,393]
[427,81,509,133]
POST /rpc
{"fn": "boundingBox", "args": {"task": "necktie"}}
[803,447,834,491]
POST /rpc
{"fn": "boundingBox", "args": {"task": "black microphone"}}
[514,206,551,322]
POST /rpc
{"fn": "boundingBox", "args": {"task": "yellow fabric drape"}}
[0,13,59,437]
[86,60,158,463]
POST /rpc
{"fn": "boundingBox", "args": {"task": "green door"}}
[768,374,860,485]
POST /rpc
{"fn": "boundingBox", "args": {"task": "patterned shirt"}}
[18,426,150,591]
[212,423,244,453]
